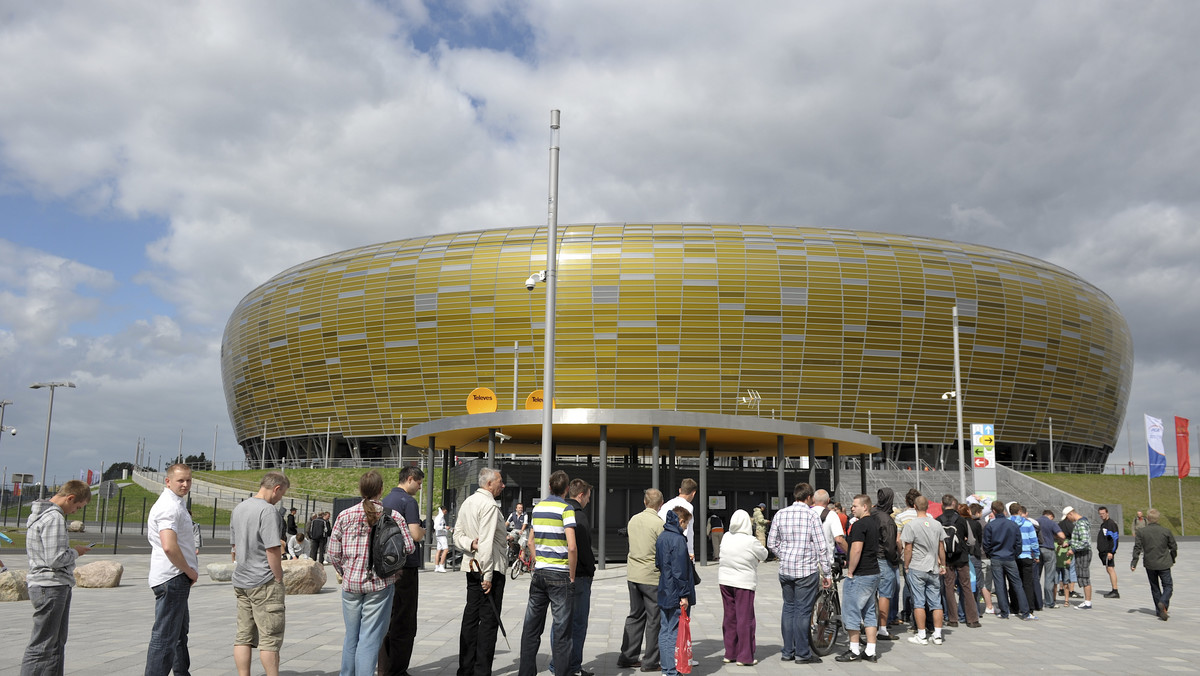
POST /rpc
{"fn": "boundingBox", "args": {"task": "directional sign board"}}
[971,422,997,500]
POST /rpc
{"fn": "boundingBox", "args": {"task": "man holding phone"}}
[145,463,199,676]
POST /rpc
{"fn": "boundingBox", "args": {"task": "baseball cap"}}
[758,502,766,508]
[1061,506,1074,519]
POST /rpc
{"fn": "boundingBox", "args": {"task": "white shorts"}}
[437,536,449,551]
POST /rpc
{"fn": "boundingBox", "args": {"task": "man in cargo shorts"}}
[230,472,290,676]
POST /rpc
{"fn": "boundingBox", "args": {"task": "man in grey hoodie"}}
[21,479,92,676]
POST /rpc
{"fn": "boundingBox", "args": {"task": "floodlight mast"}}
[30,381,76,499]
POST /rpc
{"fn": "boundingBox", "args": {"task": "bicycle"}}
[509,542,533,579]
[809,560,844,656]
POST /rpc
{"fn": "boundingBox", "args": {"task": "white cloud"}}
[1,1,1199,479]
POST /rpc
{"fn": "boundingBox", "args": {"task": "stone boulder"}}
[74,560,123,588]
[67,520,85,532]
[0,569,29,601]
[281,558,326,594]
[207,562,236,582]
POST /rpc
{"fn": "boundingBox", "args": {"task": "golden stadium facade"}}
[220,224,1132,471]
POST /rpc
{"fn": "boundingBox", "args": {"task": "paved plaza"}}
[1,542,1197,675]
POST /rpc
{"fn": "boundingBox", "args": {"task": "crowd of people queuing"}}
[16,464,1181,676]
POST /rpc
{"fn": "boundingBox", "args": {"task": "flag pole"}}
[1145,419,1152,509]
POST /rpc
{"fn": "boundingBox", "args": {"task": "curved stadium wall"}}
[220,224,1132,469]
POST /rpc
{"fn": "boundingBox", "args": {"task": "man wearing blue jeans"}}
[982,501,1028,619]
[551,479,595,676]
[518,471,577,676]
[767,482,831,664]
[837,495,882,663]
[145,464,200,676]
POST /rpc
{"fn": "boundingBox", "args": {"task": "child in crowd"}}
[1054,537,1073,599]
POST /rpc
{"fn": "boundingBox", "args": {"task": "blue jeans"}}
[779,572,819,659]
[341,587,395,676]
[906,569,941,609]
[991,558,1028,618]
[518,570,575,676]
[658,606,682,676]
[1147,568,1173,610]
[145,573,191,676]
[550,575,592,675]
[841,573,880,631]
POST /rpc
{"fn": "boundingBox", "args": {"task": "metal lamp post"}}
[951,306,967,499]
[528,109,561,501]
[30,381,76,499]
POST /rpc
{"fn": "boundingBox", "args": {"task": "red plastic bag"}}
[676,609,693,674]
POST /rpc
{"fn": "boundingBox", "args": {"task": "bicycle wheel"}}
[809,589,842,656]
[510,557,522,579]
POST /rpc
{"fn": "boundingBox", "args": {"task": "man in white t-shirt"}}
[813,489,848,559]
[145,463,199,675]
[658,478,697,558]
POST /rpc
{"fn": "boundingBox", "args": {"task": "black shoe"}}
[877,632,900,640]
[639,664,660,673]
[1070,591,1083,598]
[861,653,879,663]
[797,655,823,664]
[945,621,959,627]
[578,670,594,676]
[835,651,862,663]
[1158,602,1169,621]
[1103,590,1120,599]
[616,662,641,669]
[780,655,795,662]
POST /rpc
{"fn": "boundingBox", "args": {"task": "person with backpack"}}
[937,495,980,627]
[308,512,330,564]
[328,469,414,676]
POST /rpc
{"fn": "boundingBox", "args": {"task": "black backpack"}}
[941,515,965,563]
[307,518,326,540]
[368,512,410,578]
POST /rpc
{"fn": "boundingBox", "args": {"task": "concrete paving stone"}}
[2,541,1198,674]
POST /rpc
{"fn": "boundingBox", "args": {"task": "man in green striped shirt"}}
[518,470,578,676]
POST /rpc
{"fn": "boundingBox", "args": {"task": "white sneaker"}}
[435,565,444,573]
[1076,601,1092,609]
[908,636,928,646]
[931,636,944,645]
[984,607,996,615]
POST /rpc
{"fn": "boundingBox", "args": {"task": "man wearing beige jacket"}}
[454,467,508,676]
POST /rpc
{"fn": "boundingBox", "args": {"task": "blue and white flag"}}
[1145,414,1166,478]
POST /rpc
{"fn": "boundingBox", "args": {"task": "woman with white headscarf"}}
[718,509,769,666]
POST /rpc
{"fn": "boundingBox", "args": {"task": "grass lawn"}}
[197,468,448,518]
[0,482,234,531]
[1028,472,1200,536]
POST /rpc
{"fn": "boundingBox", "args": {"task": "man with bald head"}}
[812,490,848,558]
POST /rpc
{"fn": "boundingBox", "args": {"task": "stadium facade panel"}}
[220,224,1132,469]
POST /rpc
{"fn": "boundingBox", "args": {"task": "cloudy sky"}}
[1,0,1197,485]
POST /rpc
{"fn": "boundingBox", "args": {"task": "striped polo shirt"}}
[532,495,577,571]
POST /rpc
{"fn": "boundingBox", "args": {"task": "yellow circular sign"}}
[466,387,498,414]
[524,390,556,410]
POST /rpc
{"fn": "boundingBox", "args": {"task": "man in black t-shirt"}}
[1097,506,1120,598]
[379,466,428,676]
[837,495,882,664]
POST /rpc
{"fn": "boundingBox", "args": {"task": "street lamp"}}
[950,306,967,500]
[0,400,14,442]
[526,109,561,502]
[30,381,76,499]
[941,391,956,471]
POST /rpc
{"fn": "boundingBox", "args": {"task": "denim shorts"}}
[841,573,880,631]
[877,558,898,597]
[905,569,941,609]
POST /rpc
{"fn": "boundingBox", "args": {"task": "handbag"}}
[691,561,701,585]
[676,607,693,674]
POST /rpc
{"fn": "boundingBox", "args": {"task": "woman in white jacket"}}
[718,509,769,666]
